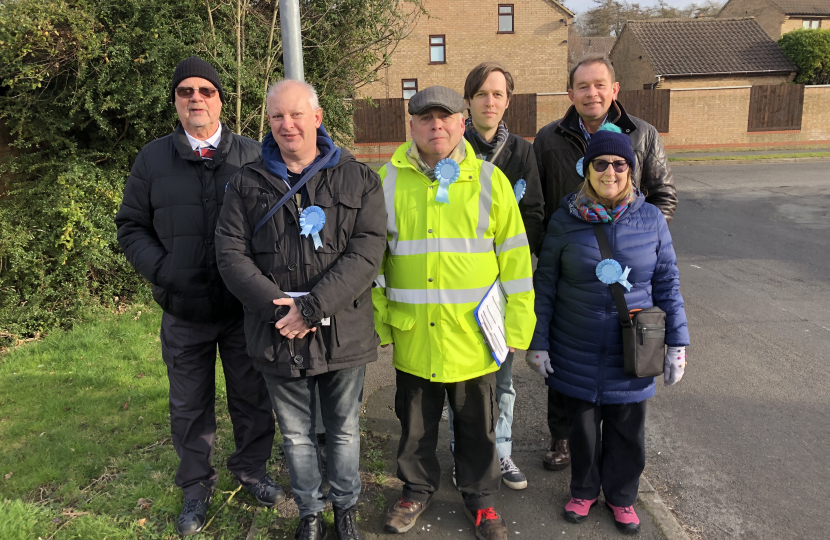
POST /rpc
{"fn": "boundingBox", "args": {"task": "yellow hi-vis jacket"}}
[372,140,536,383]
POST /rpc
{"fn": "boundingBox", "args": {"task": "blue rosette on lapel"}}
[434,158,461,204]
[299,206,327,250]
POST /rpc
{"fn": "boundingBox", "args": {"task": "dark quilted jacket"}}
[529,191,690,405]
[115,124,261,322]
[533,101,678,224]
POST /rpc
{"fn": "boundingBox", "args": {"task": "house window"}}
[802,19,820,29]
[498,5,514,33]
[429,35,446,64]
[402,79,418,100]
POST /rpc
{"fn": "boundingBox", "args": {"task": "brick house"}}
[609,18,798,91]
[718,0,829,39]
[360,0,574,100]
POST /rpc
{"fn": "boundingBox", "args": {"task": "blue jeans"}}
[449,352,515,458]
[263,365,365,518]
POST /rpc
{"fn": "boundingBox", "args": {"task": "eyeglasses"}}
[175,87,218,99]
[591,159,629,173]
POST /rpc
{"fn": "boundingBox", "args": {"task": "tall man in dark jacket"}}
[532,53,678,473]
[216,79,386,540]
[443,61,545,491]
[115,56,281,536]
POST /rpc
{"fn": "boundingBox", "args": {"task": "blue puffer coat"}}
[530,191,689,404]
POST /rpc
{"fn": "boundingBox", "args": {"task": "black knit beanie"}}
[170,56,226,103]
[582,124,636,175]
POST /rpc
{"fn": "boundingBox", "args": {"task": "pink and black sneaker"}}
[606,502,640,535]
[563,497,598,523]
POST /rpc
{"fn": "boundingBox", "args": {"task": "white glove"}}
[664,346,686,386]
[525,350,554,378]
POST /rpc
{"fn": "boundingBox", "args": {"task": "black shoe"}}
[295,512,328,540]
[176,496,211,536]
[244,475,286,507]
[333,504,363,540]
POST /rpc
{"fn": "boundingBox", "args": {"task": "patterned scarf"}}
[464,117,509,161]
[406,139,466,180]
[576,189,634,223]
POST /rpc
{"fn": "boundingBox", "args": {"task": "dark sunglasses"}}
[591,159,629,173]
[175,86,218,99]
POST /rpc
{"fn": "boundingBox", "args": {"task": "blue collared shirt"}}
[578,115,608,141]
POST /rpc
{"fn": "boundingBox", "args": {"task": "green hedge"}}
[779,28,830,85]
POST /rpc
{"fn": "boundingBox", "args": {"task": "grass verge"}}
[0,304,395,539]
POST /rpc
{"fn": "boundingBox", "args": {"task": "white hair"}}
[266,79,320,114]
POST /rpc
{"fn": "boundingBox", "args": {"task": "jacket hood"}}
[261,124,341,181]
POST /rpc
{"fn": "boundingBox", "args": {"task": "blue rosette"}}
[576,157,585,177]
[514,179,526,203]
[596,258,632,291]
[434,158,461,204]
[299,206,326,250]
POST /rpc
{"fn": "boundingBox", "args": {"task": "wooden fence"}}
[748,84,804,132]
[618,89,670,133]
[503,93,537,137]
[353,98,406,143]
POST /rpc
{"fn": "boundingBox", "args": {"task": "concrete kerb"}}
[669,156,830,167]
[638,474,691,540]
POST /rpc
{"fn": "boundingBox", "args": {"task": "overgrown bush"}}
[0,0,422,341]
[779,28,830,85]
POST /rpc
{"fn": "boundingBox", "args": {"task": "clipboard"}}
[473,279,509,366]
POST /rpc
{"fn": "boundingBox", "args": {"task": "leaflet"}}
[473,279,508,366]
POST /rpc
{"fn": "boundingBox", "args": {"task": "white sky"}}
[563,0,699,15]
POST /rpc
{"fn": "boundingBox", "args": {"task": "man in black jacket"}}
[443,61,545,492]
[532,54,678,474]
[115,56,281,536]
[215,79,386,540]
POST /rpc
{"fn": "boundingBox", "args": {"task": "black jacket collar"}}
[173,123,232,166]
[557,100,638,145]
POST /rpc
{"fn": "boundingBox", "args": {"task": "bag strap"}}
[252,147,338,237]
[591,223,633,328]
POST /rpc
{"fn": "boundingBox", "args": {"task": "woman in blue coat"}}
[526,124,689,534]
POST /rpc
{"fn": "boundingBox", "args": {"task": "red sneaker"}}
[606,502,641,535]
[563,497,598,523]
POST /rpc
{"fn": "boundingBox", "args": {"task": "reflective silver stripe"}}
[387,285,491,305]
[501,277,534,295]
[383,163,398,253]
[477,162,495,239]
[495,233,529,256]
[374,275,386,288]
[391,237,494,256]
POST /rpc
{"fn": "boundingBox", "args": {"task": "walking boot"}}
[384,496,431,533]
[243,475,286,507]
[333,504,363,540]
[295,512,327,540]
[464,507,507,540]
[606,503,641,535]
[176,496,211,536]
[543,438,570,471]
[563,497,598,523]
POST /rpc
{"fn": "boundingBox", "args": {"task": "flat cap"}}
[408,85,465,115]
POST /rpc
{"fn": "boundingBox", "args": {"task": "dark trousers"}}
[565,396,647,507]
[548,387,571,439]
[394,369,500,511]
[160,312,276,499]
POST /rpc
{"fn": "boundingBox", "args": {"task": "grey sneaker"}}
[176,496,211,536]
[499,456,527,490]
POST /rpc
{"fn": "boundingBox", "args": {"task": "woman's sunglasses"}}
[175,87,218,99]
[591,159,630,174]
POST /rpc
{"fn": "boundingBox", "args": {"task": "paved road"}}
[363,161,830,539]
[645,162,830,539]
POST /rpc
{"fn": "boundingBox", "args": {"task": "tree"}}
[779,28,830,85]
[0,0,423,340]
[574,0,723,37]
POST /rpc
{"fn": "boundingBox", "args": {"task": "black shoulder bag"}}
[592,223,666,378]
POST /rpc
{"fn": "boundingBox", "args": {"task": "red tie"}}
[195,146,215,160]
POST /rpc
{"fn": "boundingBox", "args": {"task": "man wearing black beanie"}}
[115,56,282,536]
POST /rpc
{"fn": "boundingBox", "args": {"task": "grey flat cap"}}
[408,85,465,115]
